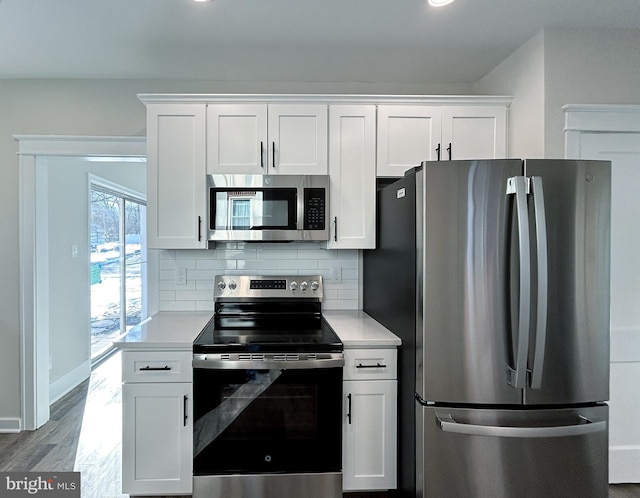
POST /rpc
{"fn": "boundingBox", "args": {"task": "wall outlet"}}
[175,268,187,285]
[330,267,342,284]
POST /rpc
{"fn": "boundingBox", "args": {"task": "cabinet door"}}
[343,380,397,491]
[147,104,206,249]
[327,105,376,249]
[441,105,508,160]
[377,105,442,177]
[207,104,268,174]
[268,104,328,174]
[122,382,193,495]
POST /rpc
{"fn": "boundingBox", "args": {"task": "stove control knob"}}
[290,281,298,291]
[300,281,309,291]
[217,281,226,291]
[228,280,237,290]
[311,281,319,291]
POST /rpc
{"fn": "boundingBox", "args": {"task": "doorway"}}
[564,104,640,483]
[17,136,149,431]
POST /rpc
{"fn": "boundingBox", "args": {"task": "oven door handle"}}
[193,357,344,370]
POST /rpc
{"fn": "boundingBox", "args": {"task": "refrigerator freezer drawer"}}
[418,405,608,498]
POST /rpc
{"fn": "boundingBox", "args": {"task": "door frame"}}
[16,135,146,431]
[564,104,640,483]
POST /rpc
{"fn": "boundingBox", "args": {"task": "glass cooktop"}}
[193,315,343,354]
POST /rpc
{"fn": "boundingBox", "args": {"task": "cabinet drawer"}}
[122,351,192,383]
[343,348,397,380]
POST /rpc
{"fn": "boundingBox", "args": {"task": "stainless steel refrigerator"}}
[363,159,611,498]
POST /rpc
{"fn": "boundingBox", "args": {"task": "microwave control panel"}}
[304,188,326,230]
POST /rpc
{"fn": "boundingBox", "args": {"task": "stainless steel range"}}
[192,275,344,498]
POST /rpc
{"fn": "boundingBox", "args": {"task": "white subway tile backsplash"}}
[257,249,299,260]
[155,242,360,312]
[277,259,318,271]
[175,290,212,301]
[159,290,176,301]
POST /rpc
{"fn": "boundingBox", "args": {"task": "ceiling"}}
[1,0,640,85]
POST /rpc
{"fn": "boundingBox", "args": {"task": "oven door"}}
[193,365,342,476]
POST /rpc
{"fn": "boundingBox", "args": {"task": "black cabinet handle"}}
[356,362,387,369]
[436,143,441,161]
[198,216,202,242]
[334,217,338,242]
[260,141,264,168]
[183,395,188,426]
[272,142,276,169]
[347,393,352,425]
[447,142,452,160]
[140,365,171,371]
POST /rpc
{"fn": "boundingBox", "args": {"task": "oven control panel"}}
[214,275,323,299]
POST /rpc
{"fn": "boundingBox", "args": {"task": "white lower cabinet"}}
[121,352,193,495]
[343,348,398,491]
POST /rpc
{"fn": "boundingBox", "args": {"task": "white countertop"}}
[323,310,401,348]
[114,311,213,350]
[114,310,400,351]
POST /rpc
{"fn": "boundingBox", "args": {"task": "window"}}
[90,183,147,361]
[230,198,252,229]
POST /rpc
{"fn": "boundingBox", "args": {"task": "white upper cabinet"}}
[441,105,508,160]
[146,103,207,249]
[326,105,377,249]
[377,103,509,177]
[207,103,328,175]
[377,105,442,178]
[206,104,266,175]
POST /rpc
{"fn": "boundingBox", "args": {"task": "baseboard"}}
[610,446,640,483]
[49,360,91,405]
[0,418,21,433]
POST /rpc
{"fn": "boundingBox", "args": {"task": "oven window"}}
[211,188,296,230]
[193,367,342,475]
[220,383,317,439]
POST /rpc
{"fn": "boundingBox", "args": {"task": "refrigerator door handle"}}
[435,412,607,438]
[506,176,531,389]
[529,176,548,389]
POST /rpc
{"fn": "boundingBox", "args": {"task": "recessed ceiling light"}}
[192,0,212,3]
[428,0,456,6]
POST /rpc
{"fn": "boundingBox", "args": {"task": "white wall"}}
[0,78,471,425]
[473,31,545,158]
[543,28,640,158]
[45,157,146,389]
[475,28,640,158]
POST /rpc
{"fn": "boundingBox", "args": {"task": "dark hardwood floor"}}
[0,352,638,497]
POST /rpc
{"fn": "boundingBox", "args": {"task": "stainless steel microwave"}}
[207,174,329,242]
